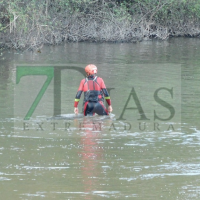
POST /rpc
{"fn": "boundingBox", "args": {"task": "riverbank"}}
[0,0,200,50]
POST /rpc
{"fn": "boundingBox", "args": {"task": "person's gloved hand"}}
[108,105,113,113]
[74,107,78,114]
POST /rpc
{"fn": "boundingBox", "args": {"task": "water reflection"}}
[78,117,103,199]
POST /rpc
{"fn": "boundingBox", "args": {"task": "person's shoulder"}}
[79,78,86,85]
[97,76,104,81]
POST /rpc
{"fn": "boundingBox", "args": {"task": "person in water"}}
[74,64,113,116]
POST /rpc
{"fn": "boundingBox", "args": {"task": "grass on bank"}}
[0,0,200,49]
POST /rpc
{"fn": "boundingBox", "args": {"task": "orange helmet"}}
[85,64,97,75]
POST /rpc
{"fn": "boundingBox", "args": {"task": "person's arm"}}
[74,79,84,114]
[100,78,113,113]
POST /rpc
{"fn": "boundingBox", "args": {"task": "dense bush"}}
[0,0,200,49]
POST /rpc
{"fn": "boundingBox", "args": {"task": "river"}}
[0,38,200,199]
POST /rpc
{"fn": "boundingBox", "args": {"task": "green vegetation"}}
[0,0,200,49]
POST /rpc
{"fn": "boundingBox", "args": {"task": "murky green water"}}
[1,38,200,199]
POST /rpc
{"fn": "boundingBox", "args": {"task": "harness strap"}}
[84,76,99,91]
[83,76,104,103]
[83,77,88,86]
[93,76,97,81]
